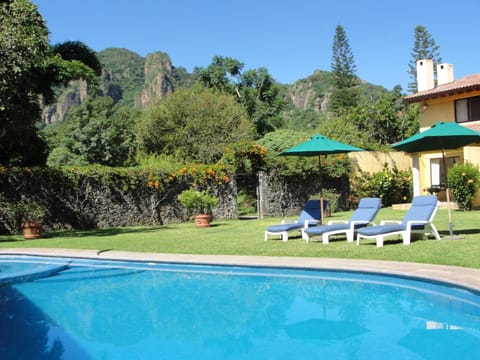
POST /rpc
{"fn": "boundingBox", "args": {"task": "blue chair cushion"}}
[303,223,350,235]
[357,224,405,236]
[267,220,317,233]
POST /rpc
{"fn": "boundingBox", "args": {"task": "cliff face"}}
[285,70,333,113]
[139,52,175,108]
[41,49,176,123]
[41,79,87,124]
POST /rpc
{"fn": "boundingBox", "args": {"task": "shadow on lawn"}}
[42,226,167,239]
[42,222,231,239]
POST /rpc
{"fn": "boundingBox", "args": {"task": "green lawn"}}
[1,207,479,269]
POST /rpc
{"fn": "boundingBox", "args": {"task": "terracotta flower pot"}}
[21,222,43,239]
[194,214,212,228]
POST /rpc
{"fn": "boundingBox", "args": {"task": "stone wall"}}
[257,170,350,218]
[0,166,352,234]
[0,167,237,234]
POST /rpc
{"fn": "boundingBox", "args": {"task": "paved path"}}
[1,248,480,292]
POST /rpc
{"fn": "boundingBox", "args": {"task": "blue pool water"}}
[1,256,479,359]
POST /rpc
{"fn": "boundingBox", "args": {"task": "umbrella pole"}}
[441,149,454,237]
[319,155,324,224]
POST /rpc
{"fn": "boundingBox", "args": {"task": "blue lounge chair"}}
[302,197,381,244]
[264,199,327,241]
[356,195,441,247]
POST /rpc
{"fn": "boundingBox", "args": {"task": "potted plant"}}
[16,199,46,239]
[178,188,219,228]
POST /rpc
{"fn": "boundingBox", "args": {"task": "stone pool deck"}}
[1,248,480,292]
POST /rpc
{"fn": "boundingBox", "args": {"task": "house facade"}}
[404,59,480,208]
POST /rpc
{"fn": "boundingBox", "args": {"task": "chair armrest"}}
[281,219,298,224]
[327,220,348,225]
[405,220,428,229]
[379,220,402,225]
[303,220,320,228]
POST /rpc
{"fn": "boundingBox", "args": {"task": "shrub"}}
[351,164,412,207]
[178,188,219,215]
[447,162,480,211]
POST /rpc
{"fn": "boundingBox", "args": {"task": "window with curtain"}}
[455,96,480,123]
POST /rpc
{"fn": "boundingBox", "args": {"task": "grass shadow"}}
[42,226,167,239]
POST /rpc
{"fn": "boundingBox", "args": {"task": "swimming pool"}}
[1,255,479,359]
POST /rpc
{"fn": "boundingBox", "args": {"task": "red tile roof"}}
[405,73,480,103]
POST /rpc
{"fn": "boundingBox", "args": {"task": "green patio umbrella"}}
[280,134,364,223]
[392,121,480,237]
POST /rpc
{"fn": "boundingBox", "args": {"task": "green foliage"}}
[238,67,285,136]
[221,141,268,174]
[196,56,285,137]
[237,190,256,216]
[178,188,218,215]
[0,1,101,166]
[53,41,102,76]
[331,25,357,89]
[0,0,50,166]
[44,97,139,167]
[97,48,145,107]
[197,56,243,90]
[282,109,320,131]
[256,130,354,180]
[317,116,370,149]
[328,86,419,150]
[42,55,99,101]
[137,87,254,164]
[257,130,315,175]
[145,160,232,192]
[330,25,359,113]
[318,188,340,213]
[0,195,46,232]
[351,164,412,206]
[329,87,360,114]
[447,162,480,211]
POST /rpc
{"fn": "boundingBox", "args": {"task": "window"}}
[430,156,460,187]
[455,96,480,123]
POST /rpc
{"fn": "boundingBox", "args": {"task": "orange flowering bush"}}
[176,163,231,187]
[147,162,232,192]
[222,141,267,174]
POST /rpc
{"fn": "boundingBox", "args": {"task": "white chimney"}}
[437,63,454,85]
[417,59,435,92]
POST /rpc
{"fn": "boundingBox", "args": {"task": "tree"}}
[196,56,285,137]
[408,25,442,93]
[330,25,359,113]
[344,86,419,149]
[197,56,244,94]
[0,0,98,166]
[45,97,138,166]
[53,41,102,76]
[137,87,254,164]
[0,0,51,165]
[238,68,284,136]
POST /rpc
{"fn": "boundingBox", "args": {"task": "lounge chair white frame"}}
[302,198,381,244]
[356,195,441,247]
[264,199,326,242]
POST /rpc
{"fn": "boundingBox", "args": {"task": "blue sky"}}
[32,0,480,92]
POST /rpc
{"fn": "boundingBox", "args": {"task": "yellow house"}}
[404,59,480,208]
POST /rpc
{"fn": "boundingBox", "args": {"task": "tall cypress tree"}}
[408,25,442,93]
[330,25,358,114]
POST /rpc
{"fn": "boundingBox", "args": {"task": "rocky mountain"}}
[284,70,334,112]
[42,48,190,124]
[41,48,387,124]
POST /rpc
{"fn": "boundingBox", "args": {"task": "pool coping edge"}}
[1,248,480,292]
